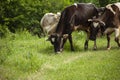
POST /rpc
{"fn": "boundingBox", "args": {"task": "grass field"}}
[0,31,120,80]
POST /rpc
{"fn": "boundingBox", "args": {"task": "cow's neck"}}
[55,23,64,35]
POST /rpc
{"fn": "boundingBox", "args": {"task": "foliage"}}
[0,0,72,37]
[0,0,120,79]
[0,0,119,37]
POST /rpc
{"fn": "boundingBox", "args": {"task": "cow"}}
[47,3,103,53]
[88,3,120,50]
[40,12,61,36]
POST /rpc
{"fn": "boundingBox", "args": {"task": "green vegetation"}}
[0,0,120,37]
[0,0,120,80]
[0,31,120,80]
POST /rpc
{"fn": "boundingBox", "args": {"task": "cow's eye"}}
[51,37,55,42]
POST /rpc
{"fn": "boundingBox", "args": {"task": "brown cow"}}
[48,3,104,53]
[88,3,120,50]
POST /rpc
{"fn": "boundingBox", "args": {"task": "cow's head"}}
[47,33,68,53]
[88,19,105,40]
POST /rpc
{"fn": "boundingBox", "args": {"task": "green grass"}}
[0,31,120,80]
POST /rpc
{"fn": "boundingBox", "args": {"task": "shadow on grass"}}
[38,43,84,55]
[97,46,120,51]
[38,42,120,55]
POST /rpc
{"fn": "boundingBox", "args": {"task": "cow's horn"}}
[100,21,105,26]
[106,4,116,15]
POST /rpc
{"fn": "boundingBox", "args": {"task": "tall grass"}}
[0,31,120,80]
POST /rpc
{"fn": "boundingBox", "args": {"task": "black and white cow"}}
[88,3,120,50]
[48,3,104,53]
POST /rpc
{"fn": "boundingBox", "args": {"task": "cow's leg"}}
[107,34,111,50]
[104,28,114,50]
[114,28,120,47]
[84,32,89,50]
[84,40,88,50]
[68,34,75,51]
[60,38,67,52]
[84,31,97,50]
[93,40,97,50]
[84,32,90,50]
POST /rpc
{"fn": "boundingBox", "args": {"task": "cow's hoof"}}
[71,49,75,52]
[107,46,111,50]
[93,47,97,50]
[118,44,120,47]
[93,48,97,50]
[71,48,75,51]
[56,51,61,54]
[107,47,111,50]
[84,46,88,50]
[60,48,63,52]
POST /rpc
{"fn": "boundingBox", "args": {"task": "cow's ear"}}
[88,19,93,22]
[51,37,55,42]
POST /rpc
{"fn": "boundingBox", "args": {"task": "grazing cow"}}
[40,12,61,35]
[88,3,120,50]
[47,3,103,53]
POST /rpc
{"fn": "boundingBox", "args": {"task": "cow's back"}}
[74,3,98,25]
[55,3,98,33]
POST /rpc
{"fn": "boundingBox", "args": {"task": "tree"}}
[0,0,119,38]
[98,0,110,7]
